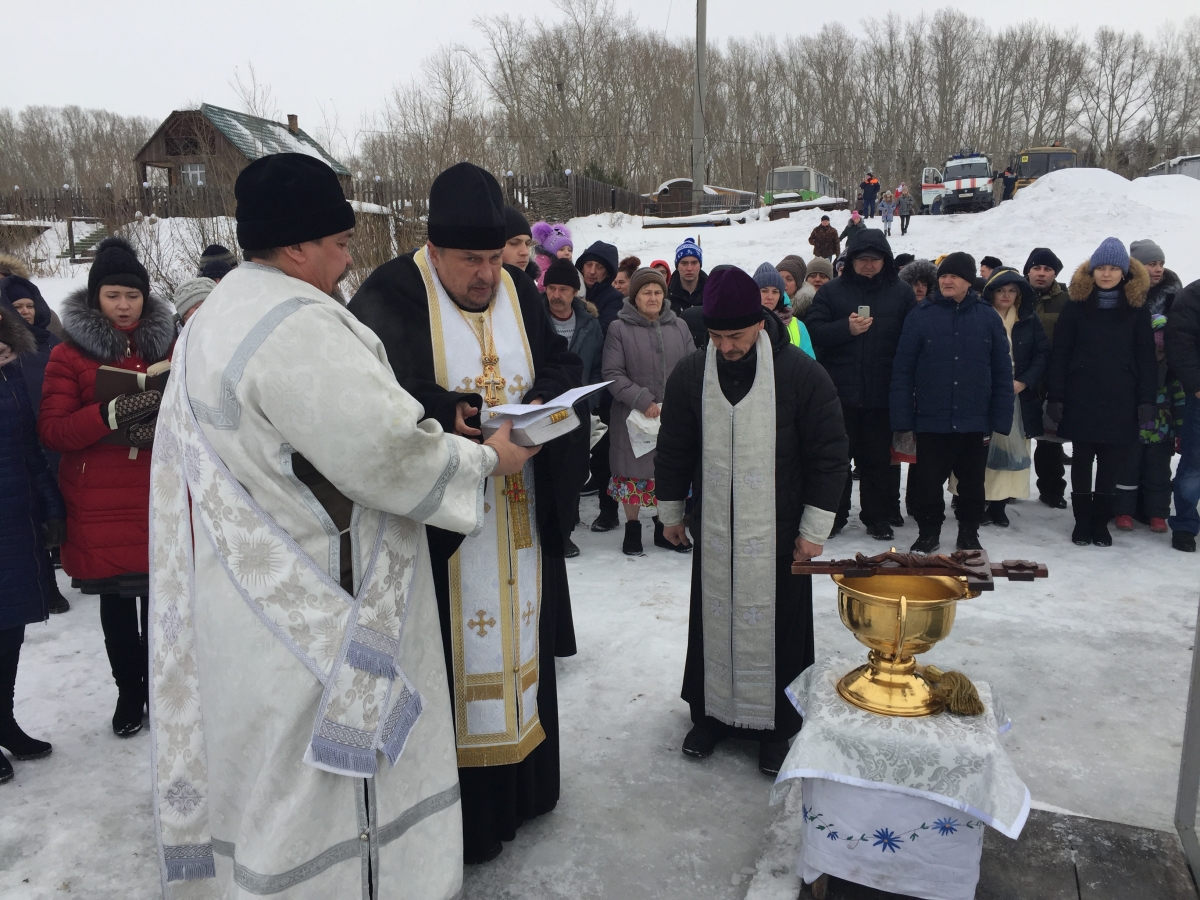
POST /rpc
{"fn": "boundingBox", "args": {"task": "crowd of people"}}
[0,152,1196,898]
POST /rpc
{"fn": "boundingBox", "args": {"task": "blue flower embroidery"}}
[872,828,902,853]
[826,830,839,841]
[933,817,959,836]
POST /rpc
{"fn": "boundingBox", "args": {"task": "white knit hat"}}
[172,277,216,318]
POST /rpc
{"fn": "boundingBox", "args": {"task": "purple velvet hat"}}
[703,266,764,331]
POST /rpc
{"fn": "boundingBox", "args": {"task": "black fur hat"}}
[87,236,150,307]
[235,153,356,251]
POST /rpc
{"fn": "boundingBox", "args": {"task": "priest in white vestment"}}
[349,163,588,863]
[148,153,537,899]
[654,267,848,777]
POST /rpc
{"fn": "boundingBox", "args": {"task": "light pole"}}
[691,0,707,215]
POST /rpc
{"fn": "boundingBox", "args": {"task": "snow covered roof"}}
[656,178,718,195]
[1147,154,1200,174]
[198,104,350,176]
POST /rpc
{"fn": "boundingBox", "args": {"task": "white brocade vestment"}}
[149,262,495,900]
[415,247,545,767]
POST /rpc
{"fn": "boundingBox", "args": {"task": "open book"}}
[94,359,171,446]
[480,382,612,447]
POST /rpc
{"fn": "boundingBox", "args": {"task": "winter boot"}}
[682,724,721,758]
[1070,492,1093,545]
[1173,531,1197,552]
[653,516,692,553]
[563,537,580,559]
[986,500,1009,527]
[1092,493,1115,547]
[867,521,894,541]
[591,509,620,532]
[955,522,983,551]
[102,603,147,737]
[622,521,644,556]
[0,648,51,761]
[1114,515,1134,531]
[759,740,791,777]
[910,526,941,555]
[1150,517,1169,534]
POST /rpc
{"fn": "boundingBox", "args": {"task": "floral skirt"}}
[607,477,657,507]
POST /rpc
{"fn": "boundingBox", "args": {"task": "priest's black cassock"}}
[349,251,586,861]
[655,308,848,743]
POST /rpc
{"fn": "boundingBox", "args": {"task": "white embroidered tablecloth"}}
[771,657,1030,839]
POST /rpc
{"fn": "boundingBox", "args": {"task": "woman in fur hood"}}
[1046,237,1157,548]
[37,236,175,737]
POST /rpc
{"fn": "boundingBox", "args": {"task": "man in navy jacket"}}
[890,252,1015,553]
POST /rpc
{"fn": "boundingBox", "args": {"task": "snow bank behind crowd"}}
[567,168,1200,285]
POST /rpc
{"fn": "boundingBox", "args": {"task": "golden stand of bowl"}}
[834,573,979,717]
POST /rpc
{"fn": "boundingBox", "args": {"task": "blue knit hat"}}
[675,237,702,265]
[752,261,787,295]
[1089,237,1129,275]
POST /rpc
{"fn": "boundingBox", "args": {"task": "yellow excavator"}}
[1012,144,1078,194]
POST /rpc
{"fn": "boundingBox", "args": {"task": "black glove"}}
[107,390,162,429]
[1138,404,1155,425]
[127,419,158,449]
[43,518,66,547]
[1045,401,1063,425]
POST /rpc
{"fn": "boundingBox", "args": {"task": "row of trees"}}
[2,3,1199,205]
[359,0,1200,196]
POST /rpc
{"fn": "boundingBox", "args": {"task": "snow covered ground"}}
[4,166,1200,897]
[569,168,1200,289]
[2,485,1197,899]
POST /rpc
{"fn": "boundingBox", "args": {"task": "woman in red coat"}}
[38,237,175,736]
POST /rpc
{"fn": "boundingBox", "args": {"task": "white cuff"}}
[106,398,120,430]
[480,445,499,478]
[799,506,836,545]
[657,500,686,527]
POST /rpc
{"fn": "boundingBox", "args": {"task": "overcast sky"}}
[5,0,1182,149]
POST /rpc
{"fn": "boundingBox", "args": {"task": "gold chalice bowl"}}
[834,574,975,716]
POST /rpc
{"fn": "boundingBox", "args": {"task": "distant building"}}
[134,103,350,192]
[1146,154,1200,180]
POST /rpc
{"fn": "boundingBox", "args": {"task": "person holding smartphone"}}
[805,229,918,540]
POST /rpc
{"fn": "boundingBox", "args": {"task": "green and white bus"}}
[764,166,839,204]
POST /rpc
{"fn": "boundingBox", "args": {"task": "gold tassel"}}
[923,665,985,716]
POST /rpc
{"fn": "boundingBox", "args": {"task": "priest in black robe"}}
[655,267,848,776]
[348,163,587,863]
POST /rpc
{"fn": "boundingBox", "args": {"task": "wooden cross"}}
[475,355,506,407]
[522,600,535,627]
[467,609,496,637]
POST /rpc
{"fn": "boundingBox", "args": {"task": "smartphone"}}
[858,305,871,319]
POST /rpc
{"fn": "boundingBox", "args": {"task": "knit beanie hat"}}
[235,153,356,251]
[806,257,834,279]
[980,255,1003,270]
[1089,237,1129,275]
[173,277,216,318]
[675,237,702,265]
[426,162,505,250]
[753,262,787,295]
[703,266,763,331]
[4,278,35,302]
[628,267,668,301]
[1130,239,1165,266]
[776,255,807,289]
[531,221,573,256]
[199,259,233,282]
[1023,247,1063,276]
[88,236,150,306]
[504,205,531,241]
[542,257,581,291]
[850,210,861,221]
[936,251,976,284]
[199,244,237,269]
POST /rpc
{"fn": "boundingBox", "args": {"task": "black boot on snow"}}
[910,528,940,554]
[0,750,12,785]
[682,725,721,758]
[112,693,145,738]
[563,537,580,559]
[590,510,619,532]
[622,521,644,556]
[956,524,983,551]
[1071,492,1093,545]
[987,500,1009,527]
[759,740,791,777]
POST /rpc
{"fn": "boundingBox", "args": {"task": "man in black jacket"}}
[347,162,587,863]
[655,267,846,777]
[1025,247,1071,508]
[805,229,917,540]
[574,240,626,532]
[667,237,707,313]
[1165,279,1200,552]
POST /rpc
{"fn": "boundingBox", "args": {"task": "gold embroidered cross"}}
[467,610,496,637]
[522,600,535,626]
[508,374,529,397]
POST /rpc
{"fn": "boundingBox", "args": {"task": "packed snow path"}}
[1,484,1196,898]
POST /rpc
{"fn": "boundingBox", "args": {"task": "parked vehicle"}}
[919,152,997,214]
[1013,144,1077,194]
[764,166,840,204]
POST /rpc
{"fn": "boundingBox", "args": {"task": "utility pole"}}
[691,0,707,215]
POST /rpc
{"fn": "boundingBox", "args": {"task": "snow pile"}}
[569,168,1200,285]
